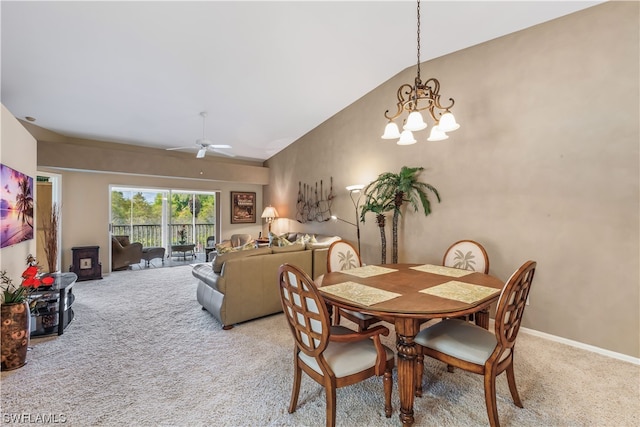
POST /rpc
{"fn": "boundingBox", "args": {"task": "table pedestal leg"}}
[475,307,490,329]
[395,318,419,427]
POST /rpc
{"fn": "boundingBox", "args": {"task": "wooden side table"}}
[255,238,270,248]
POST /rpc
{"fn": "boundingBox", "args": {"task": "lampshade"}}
[403,111,428,131]
[381,121,401,139]
[427,126,449,142]
[397,130,417,145]
[437,112,460,132]
[261,206,279,219]
[346,184,365,193]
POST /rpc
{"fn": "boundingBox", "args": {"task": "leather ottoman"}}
[141,247,165,267]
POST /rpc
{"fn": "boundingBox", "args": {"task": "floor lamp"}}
[331,184,364,254]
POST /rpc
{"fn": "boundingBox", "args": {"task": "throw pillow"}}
[269,232,292,247]
[215,241,233,254]
[294,234,312,245]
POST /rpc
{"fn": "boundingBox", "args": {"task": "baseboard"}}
[521,325,640,365]
[487,320,639,365]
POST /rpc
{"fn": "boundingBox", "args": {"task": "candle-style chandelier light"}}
[382,0,460,145]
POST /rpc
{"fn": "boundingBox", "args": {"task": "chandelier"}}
[382,0,460,144]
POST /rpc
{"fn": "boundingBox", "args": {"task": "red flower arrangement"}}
[1,255,54,306]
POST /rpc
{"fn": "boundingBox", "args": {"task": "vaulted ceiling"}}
[1,1,603,161]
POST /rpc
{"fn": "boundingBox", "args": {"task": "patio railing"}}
[112,224,215,252]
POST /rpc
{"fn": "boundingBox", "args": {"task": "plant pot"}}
[1,301,30,371]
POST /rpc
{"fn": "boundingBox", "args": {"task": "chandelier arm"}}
[384,84,416,121]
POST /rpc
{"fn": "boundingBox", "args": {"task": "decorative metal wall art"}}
[296,177,334,223]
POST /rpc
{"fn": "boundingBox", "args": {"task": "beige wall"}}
[0,104,38,283]
[29,126,270,275]
[265,2,640,358]
[39,170,264,275]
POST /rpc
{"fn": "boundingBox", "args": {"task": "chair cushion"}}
[414,319,497,365]
[298,325,394,378]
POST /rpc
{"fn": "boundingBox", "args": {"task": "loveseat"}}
[193,233,340,329]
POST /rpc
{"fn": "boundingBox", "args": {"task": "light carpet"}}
[1,265,638,426]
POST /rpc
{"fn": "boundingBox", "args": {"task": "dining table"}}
[319,263,504,427]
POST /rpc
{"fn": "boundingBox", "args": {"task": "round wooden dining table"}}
[319,263,504,427]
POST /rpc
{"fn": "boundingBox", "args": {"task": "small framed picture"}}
[231,191,256,224]
[80,258,92,269]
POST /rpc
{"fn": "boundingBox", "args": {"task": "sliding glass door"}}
[169,191,217,254]
[110,187,218,255]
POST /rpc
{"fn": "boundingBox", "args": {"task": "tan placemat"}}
[410,264,472,277]
[420,280,500,304]
[340,265,398,278]
[320,281,401,306]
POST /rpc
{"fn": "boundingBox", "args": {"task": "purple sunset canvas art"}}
[0,163,34,248]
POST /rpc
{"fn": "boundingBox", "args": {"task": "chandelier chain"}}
[416,0,421,82]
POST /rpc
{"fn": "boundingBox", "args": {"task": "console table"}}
[30,272,77,337]
[171,244,196,260]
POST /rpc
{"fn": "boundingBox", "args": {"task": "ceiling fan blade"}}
[165,146,195,151]
[211,148,236,157]
[209,144,232,149]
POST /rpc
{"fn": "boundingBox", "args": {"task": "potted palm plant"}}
[359,193,394,264]
[362,166,441,264]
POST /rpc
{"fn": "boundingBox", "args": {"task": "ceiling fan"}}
[166,112,234,158]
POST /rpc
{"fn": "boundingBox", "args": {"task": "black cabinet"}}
[70,246,102,281]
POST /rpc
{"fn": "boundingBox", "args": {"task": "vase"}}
[1,301,30,371]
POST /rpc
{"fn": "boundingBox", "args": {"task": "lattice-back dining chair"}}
[414,260,537,427]
[327,240,384,331]
[442,239,490,274]
[278,263,394,427]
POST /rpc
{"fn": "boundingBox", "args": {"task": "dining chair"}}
[327,240,384,331]
[442,239,490,274]
[442,239,490,324]
[414,260,537,427]
[278,263,394,427]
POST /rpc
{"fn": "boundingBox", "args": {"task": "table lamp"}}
[261,206,279,233]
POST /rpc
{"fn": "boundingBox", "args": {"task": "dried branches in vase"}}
[42,203,59,273]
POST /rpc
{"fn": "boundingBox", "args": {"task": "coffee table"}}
[171,244,196,260]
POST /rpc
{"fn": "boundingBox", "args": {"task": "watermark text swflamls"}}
[1,413,67,424]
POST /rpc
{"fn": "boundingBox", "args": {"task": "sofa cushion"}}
[212,246,272,273]
[269,232,293,247]
[305,236,341,250]
[271,242,306,254]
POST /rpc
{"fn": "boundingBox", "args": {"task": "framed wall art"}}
[0,163,34,248]
[230,191,256,224]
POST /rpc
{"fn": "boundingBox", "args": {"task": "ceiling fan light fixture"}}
[196,147,207,158]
